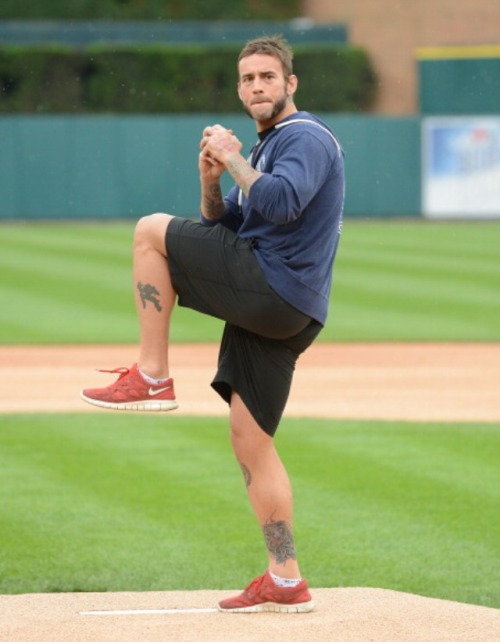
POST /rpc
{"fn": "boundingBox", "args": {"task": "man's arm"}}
[199,127,227,221]
[200,179,225,222]
[201,124,262,201]
[224,154,261,199]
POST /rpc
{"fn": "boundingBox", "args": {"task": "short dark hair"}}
[238,34,294,78]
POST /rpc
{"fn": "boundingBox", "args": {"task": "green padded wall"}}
[0,115,421,220]
[417,45,500,115]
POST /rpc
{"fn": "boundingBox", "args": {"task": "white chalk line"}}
[80,607,218,616]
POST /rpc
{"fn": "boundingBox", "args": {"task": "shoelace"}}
[245,574,266,598]
[97,367,130,378]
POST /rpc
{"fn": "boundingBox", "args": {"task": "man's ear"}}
[287,74,298,97]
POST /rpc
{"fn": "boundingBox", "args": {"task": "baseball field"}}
[1,220,499,641]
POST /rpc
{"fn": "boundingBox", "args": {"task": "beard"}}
[243,93,289,123]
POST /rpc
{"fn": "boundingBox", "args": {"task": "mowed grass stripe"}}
[0,414,498,606]
[331,293,495,340]
[0,222,134,256]
[1,220,500,342]
[0,221,223,343]
[1,243,132,283]
[291,421,500,495]
[0,224,134,298]
[283,420,500,605]
[336,265,497,306]
[329,222,500,340]
[339,249,499,292]
[341,220,499,256]
[1,261,132,307]
[0,225,136,342]
[0,284,136,342]
[0,415,253,592]
[337,221,500,286]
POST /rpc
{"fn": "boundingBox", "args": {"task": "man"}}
[82,34,344,613]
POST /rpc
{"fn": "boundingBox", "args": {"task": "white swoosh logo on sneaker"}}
[148,386,172,396]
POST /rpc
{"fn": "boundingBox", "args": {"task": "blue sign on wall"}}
[423,117,500,218]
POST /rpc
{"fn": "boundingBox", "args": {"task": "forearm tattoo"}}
[137,281,162,312]
[263,517,297,565]
[202,183,224,220]
[239,461,252,488]
[226,158,259,197]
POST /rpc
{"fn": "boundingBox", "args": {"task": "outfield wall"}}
[0,114,422,220]
[417,45,500,116]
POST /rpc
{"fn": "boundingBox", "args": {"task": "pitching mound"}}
[2,587,500,642]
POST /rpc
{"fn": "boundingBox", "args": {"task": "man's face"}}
[237,53,297,130]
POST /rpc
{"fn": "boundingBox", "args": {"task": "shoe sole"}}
[80,393,179,412]
[217,600,314,614]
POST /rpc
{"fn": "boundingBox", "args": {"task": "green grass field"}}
[1,219,499,343]
[1,219,499,607]
[0,414,498,607]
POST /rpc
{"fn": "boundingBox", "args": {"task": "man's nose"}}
[252,78,265,92]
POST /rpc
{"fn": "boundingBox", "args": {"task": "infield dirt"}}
[2,342,500,421]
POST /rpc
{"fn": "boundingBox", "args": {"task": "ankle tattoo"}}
[263,517,297,564]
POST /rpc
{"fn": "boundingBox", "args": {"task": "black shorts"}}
[165,217,322,435]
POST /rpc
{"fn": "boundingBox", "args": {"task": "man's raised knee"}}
[134,213,174,253]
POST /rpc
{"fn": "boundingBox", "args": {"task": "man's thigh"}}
[165,217,310,340]
[211,320,322,436]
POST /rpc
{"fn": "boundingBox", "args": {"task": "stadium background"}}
[1,0,500,220]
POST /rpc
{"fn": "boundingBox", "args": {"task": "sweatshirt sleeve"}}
[247,130,337,225]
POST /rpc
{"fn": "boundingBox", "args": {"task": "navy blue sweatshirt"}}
[202,111,345,326]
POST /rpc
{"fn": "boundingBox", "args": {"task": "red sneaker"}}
[218,570,314,613]
[81,364,178,412]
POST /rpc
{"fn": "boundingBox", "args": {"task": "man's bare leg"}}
[133,213,176,379]
[229,392,302,579]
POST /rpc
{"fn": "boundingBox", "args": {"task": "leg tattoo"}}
[137,281,162,312]
[263,517,297,565]
[239,461,252,488]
